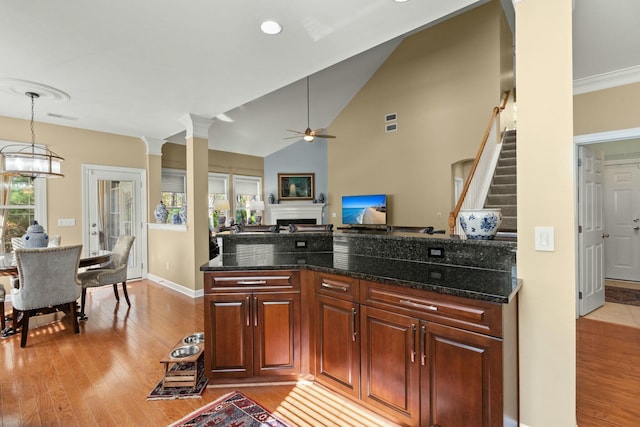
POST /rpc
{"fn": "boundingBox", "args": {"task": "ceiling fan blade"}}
[284,135,304,140]
[314,134,336,139]
[287,129,304,134]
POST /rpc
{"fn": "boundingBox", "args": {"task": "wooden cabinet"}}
[314,273,360,398]
[204,271,301,383]
[358,279,517,427]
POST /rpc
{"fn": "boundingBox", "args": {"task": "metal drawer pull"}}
[410,324,416,362]
[237,280,267,285]
[351,308,357,342]
[245,296,250,326]
[421,325,427,366]
[400,299,438,311]
[253,296,258,327]
[321,282,348,292]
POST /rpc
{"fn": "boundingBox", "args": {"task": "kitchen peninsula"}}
[201,231,520,427]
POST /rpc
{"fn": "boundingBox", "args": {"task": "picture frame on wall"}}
[278,173,315,201]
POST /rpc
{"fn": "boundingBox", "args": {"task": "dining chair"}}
[77,235,135,320]
[12,245,83,348]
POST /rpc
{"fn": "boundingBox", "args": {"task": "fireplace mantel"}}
[267,202,326,225]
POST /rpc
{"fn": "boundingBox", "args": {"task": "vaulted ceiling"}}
[1,0,639,157]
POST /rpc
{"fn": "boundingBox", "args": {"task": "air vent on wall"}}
[385,123,398,133]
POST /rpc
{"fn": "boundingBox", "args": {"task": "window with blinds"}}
[232,175,262,225]
[160,169,185,221]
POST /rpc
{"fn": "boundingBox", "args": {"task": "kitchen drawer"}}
[315,272,359,302]
[206,270,299,292]
[360,280,503,337]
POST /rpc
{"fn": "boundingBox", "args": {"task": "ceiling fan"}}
[286,76,336,143]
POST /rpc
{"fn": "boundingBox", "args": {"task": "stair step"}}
[493,174,517,185]
[498,157,516,167]
[500,217,517,231]
[489,183,516,195]
[486,194,517,206]
[484,204,516,217]
[495,165,516,176]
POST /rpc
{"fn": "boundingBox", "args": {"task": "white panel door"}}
[604,163,640,281]
[579,146,605,316]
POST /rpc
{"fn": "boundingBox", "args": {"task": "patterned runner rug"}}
[168,391,290,427]
[605,285,640,307]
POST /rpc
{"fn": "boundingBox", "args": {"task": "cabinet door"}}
[253,292,301,377]
[361,306,420,426]
[205,293,253,379]
[315,295,360,398]
[422,322,502,427]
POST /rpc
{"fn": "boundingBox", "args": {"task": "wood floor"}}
[3,278,640,426]
[0,279,396,427]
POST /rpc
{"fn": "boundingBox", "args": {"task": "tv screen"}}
[342,194,387,225]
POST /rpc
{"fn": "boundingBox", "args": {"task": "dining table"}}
[0,249,111,277]
[1,249,112,337]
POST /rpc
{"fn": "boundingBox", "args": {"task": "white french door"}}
[82,165,146,279]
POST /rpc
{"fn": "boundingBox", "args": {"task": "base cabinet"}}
[204,271,301,383]
[315,276,518,427]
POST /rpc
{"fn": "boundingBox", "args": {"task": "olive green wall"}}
[327,1,512,229]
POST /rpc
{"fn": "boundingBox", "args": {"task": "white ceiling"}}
[1,0,639,157]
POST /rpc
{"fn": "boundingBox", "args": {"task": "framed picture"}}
[278,173,315,201]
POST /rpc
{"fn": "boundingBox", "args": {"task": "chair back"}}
[109,235,135,269]
[14,245,83,311]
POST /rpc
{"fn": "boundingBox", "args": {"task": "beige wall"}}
[161,142,263,177]
[0,116,147,244]
[516,0,576,425]
[327,1,511,229]
[574,81,640,135]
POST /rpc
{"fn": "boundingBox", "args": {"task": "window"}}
[0,175,47,254]
[160,168,185,223]
[208,173,229,228]
[232,175,262,225]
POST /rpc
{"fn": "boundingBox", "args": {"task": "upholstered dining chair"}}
[77,235,135,320]
[12,245,83,348]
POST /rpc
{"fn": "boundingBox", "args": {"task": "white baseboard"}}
[147,273,204,298]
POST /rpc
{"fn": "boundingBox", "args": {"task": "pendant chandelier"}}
[0,91,64,178]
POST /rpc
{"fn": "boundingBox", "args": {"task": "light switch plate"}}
[535,226,555,251]
[58,218,76,227]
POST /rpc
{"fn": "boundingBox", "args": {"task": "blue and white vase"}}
[23,220,49,248]
[155,201,168,223]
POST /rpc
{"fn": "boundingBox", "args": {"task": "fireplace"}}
[267,203,326,226]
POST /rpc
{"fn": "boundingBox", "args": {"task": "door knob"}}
[634,226,640,231]
[91,231,97,235]
[602,233,610,238]
[634,218,639,222]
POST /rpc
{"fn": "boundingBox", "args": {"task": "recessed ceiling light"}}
[260,20,282,35]
[394,0,409,2]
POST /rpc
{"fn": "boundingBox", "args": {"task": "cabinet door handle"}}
[410,323,417,363]
[420,325,427,366]
[253,296,258,327]
[352,308,357,342]
[400,299,438,311]
[237,280,267,285]
[321,282,348,292]
[245,296,250,327]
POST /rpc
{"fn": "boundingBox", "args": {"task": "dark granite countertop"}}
[201,246,520,304]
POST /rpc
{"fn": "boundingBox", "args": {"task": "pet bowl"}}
[170,345,201,359]
[183,332,205,344]
[458,209,502,240]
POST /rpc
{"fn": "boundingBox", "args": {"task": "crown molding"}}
[573,65,640,95]
[179,114,213,139]
[141,136,166,156]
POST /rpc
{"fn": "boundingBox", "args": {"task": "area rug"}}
[167,391,290,427]
[605,285,640,307]
[147,358,208,400]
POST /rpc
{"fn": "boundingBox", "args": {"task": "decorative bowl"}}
[170,345,200,359]
[458,209,502,240]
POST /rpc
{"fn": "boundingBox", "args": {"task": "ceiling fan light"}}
[304,135,314,142]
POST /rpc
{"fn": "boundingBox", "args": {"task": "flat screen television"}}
[342,194,387,225]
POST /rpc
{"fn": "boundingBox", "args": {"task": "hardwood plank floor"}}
[1,279,397,427]
[577,317,640,426]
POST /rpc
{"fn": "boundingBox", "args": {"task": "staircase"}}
[484,129,517,233]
